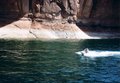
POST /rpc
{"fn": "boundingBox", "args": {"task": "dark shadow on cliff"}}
[0,12,24,27]
[76,19,120,33]
[75,19,120,38]
[0,0,27,28]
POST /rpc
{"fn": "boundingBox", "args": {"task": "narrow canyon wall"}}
[0,0,29,18]
[0,0,119,26]
[89,0,120,26]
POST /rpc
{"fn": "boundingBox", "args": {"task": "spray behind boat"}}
[75,48,120,58]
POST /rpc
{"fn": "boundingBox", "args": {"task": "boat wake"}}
[75,49,120,58]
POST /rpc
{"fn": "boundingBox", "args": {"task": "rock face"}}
[0,0,29,18]
[0,0,120,39]
[77,0,93,18]
[0,0,119,26]
[89,0,120,26]
[0,20,92,39]
[41,0,61,14]
[32,0,78,20]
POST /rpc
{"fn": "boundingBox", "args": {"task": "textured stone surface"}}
[0,20,92,39]
[0,0,120,26]
[0,20,120,39]
[42,0,61,14]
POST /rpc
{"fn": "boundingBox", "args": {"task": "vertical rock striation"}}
[0,0,119,26]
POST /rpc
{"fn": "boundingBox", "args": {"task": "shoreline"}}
[0,19,120,40]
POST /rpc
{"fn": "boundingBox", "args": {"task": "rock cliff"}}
[0,0,119,27]
[30,0,119,27]
[0,0,120,39]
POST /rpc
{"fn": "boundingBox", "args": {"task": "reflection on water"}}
[0,39,120,83]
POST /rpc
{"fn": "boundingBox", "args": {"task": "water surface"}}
[0,39,120,83]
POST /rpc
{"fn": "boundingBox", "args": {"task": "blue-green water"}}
[0,39,120,83]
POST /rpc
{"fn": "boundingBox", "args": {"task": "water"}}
[0,39,120,83]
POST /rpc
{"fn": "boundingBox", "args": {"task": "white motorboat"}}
[75,48,120,58]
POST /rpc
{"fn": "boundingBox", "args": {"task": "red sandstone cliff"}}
[0,0,120,39]
[0,0,119,26]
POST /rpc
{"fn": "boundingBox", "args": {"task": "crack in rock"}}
[29,30,38,38]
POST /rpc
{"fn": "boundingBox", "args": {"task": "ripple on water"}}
[0,39,120,82]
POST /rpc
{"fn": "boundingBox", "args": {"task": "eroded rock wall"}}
[89,0,120,26]
[31,0,119,26]
[32,0,78,20]
[0,0,119,26]
[0,0,29,18]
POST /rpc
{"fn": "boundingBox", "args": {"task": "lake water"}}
[0,39,120,83]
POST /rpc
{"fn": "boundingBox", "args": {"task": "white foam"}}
[75,50,120,58]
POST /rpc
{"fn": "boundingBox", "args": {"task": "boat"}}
[75,48,120,58]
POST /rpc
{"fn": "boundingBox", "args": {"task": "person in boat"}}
[81,48,89,56]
